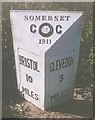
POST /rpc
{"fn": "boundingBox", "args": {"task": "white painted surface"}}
[10,10,82,110]
[45,16,82,108]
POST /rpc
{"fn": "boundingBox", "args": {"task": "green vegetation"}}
[2,2,94,118]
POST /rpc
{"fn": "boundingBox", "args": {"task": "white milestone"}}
[10,10,83,110]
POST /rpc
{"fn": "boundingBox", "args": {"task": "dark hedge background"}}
[2,2,94,118]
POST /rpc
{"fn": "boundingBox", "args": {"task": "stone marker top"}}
[10,10,83,110]
[10,10,83,53]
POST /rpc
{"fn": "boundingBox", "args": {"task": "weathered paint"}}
[10,10,82,110]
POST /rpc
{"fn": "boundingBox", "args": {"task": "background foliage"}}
[2,2,94,118]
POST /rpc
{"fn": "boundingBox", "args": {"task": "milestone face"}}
[10,10,82,110]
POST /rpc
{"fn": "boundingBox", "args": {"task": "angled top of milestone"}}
[10,10,83,53]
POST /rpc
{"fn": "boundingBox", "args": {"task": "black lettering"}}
[33,61,39,71]
[51,93,60,101]
[68,57,71,66]
[27,89,30,96]
[19,55,22,64]
[56,25,62,34]
[26,74,33,83]
[22,86,26,93]
[59,74,64,82]
[64,58,68,67]
[54,16,59,21]
[24,15,28,20]
[35,62,40,72]
[24,15,71,21]
[39,39,41,44]
[29,15,34,20]
[56,60,60,70]
[19,55,40,72]
[48,16,53,21]
[26,74,28,82]
[42,39,45,44]
[60,16,65,21]
[39,39,51,44]
[50,56,74,72]
[26,58,30,68]
[61,90,65,96]
[30,24,36,33]
[19,55,24,65]
[35,16,40,21]
[61,59,65,68]
[30,59,33,69]
[51,94,56,101]
[33,61,36,70]
[39,39,45,44]
[50,62,54,72]
[31,91,35,99]
[42,16,46,21]
[49,39,51,44]
[35,94,39,100]
[46,39,51,44]
[22,56,25,65]
[21,86,39,100]
[65,16,71,21]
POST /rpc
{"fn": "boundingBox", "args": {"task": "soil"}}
[2,87,93,118]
